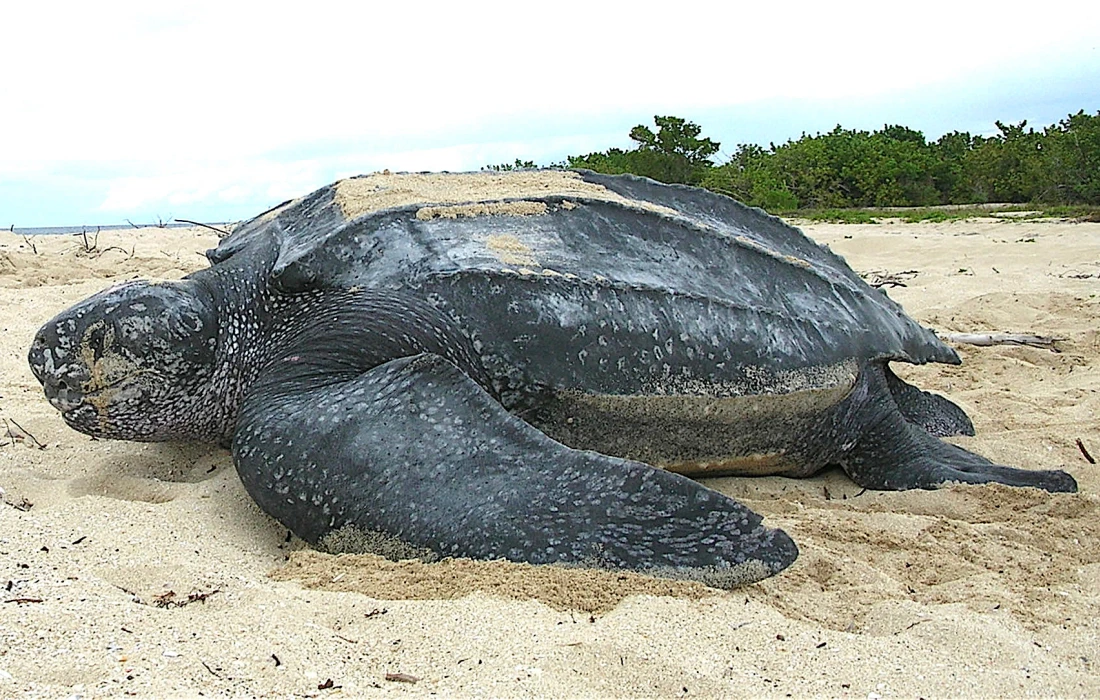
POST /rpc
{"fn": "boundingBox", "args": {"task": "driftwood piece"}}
[860,269,919,288]
[941,332,1062,351]
[175,219,230,236]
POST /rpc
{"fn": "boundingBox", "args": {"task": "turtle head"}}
[28,279,220,441]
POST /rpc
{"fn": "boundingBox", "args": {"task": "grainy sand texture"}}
[1,211,1098,697]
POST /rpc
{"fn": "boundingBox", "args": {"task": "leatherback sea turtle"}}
[28,170,1076,588]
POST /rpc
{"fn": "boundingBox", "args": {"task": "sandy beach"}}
[1,213,1098,697]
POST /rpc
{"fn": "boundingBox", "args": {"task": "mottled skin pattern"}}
[28,171,1076,589]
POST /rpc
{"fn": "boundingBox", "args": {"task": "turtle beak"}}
[29,326,91,413]
[41,375,87,413]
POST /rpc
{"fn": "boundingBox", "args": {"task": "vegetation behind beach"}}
[491,110,1100,218]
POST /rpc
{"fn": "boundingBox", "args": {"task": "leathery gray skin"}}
[28,171,1076,589]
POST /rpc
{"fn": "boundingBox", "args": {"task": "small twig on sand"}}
[1076,438,1095,465]
[75,227,100,253]
[4,497,34,512]
[4,419,46,449]
[942,332,1063,352]
[125,219,140,229]
[97,245,133,258]
[21,235,37,255]
[175,219,229,236]
[153,588,221,608]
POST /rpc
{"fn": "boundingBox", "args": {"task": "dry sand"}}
[1,215,1098,697]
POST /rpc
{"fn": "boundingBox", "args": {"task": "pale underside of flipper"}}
[233,353,798,589]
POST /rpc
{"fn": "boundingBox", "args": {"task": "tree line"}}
[494,110,1100,212]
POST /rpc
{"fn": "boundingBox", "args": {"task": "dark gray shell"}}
[213,170,956,405]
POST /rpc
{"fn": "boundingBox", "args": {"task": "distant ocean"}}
[10,223,229,236]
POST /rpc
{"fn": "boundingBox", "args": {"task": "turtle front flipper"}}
[841,364,1077,493]
[233,353,797,588]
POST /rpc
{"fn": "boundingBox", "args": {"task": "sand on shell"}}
[1,213,1098,697]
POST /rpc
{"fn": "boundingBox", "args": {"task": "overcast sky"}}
[3,1,1099,227]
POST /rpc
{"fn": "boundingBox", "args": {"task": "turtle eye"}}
[179,312,204,333]
[166,310,205,339]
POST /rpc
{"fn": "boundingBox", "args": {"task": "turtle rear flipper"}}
[841,365,1077,493]
[233,353,797,588]
[884,365,975,437]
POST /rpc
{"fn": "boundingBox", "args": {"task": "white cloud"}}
[94,131,612,217]
[2,0,1098,224]
[97,160,325,213]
